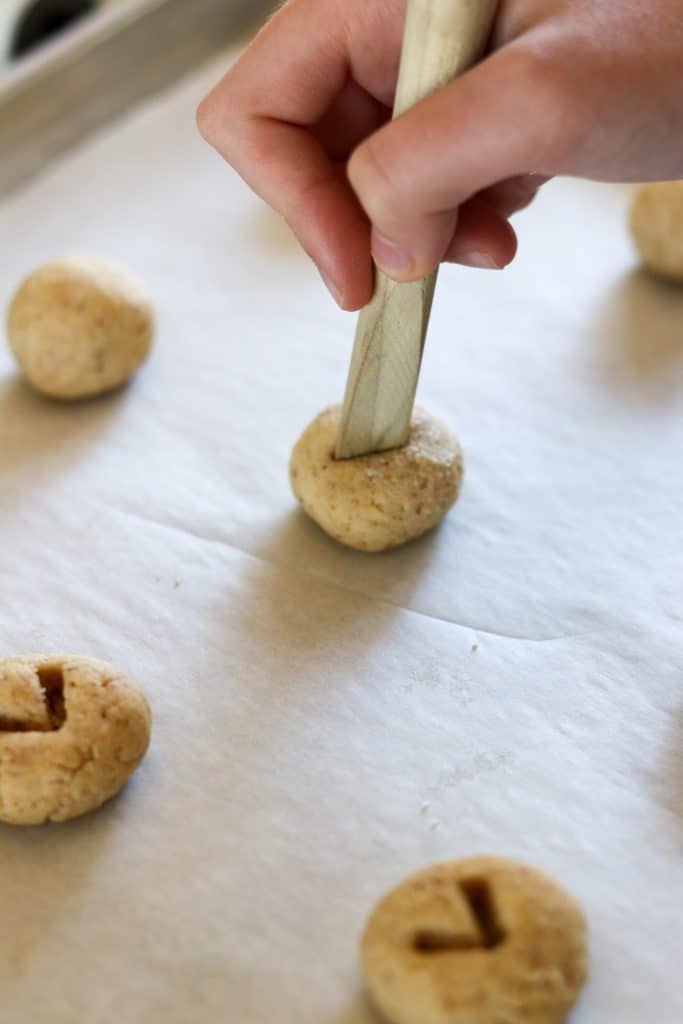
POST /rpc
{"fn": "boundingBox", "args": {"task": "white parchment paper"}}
[0,47,682,1024]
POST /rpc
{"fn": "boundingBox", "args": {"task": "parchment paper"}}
[0,47,681,1024]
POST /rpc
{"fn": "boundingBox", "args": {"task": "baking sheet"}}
[0,0,269,197]
[0,45,682,1024]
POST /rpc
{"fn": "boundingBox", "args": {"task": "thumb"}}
[347,41,571,281]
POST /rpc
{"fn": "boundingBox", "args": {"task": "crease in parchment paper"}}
[117,505,600,646]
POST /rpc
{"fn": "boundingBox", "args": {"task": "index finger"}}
[197,0,406,309]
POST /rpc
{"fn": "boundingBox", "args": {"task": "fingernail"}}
[371,230,414,278]
[319,269,344,307]
[458,250,501,270]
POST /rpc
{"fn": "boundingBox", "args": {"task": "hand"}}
[198,0,683,310]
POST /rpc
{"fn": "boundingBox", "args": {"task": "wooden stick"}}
[335,0,498,460]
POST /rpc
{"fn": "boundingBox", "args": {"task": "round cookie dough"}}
[290,405,463,552]
[0,654,151,825]
[630,180,683,282]
[361,857,588,1024]
[7,254,154,399]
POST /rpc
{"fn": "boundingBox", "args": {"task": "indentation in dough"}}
[0,664,66,733]
[0,715,32,732]
[37,665,67,730]
[413,878,506,953]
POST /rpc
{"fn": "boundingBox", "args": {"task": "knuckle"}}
[349,135,405,227]
[196,77,243,155]
[195,92,220,144]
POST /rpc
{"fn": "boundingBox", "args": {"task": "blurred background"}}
[0,0,109,63]
[0,0,270,196]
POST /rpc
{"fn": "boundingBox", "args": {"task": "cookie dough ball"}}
[7,254,154,399]
[290,405,463,552]
[0,654,151,825]
[362,857,588,1024]
[630,181,683,282]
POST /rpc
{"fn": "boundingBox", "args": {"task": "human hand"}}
[198,0,683,310]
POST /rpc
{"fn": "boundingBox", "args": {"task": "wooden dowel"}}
[335,0,499,460]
